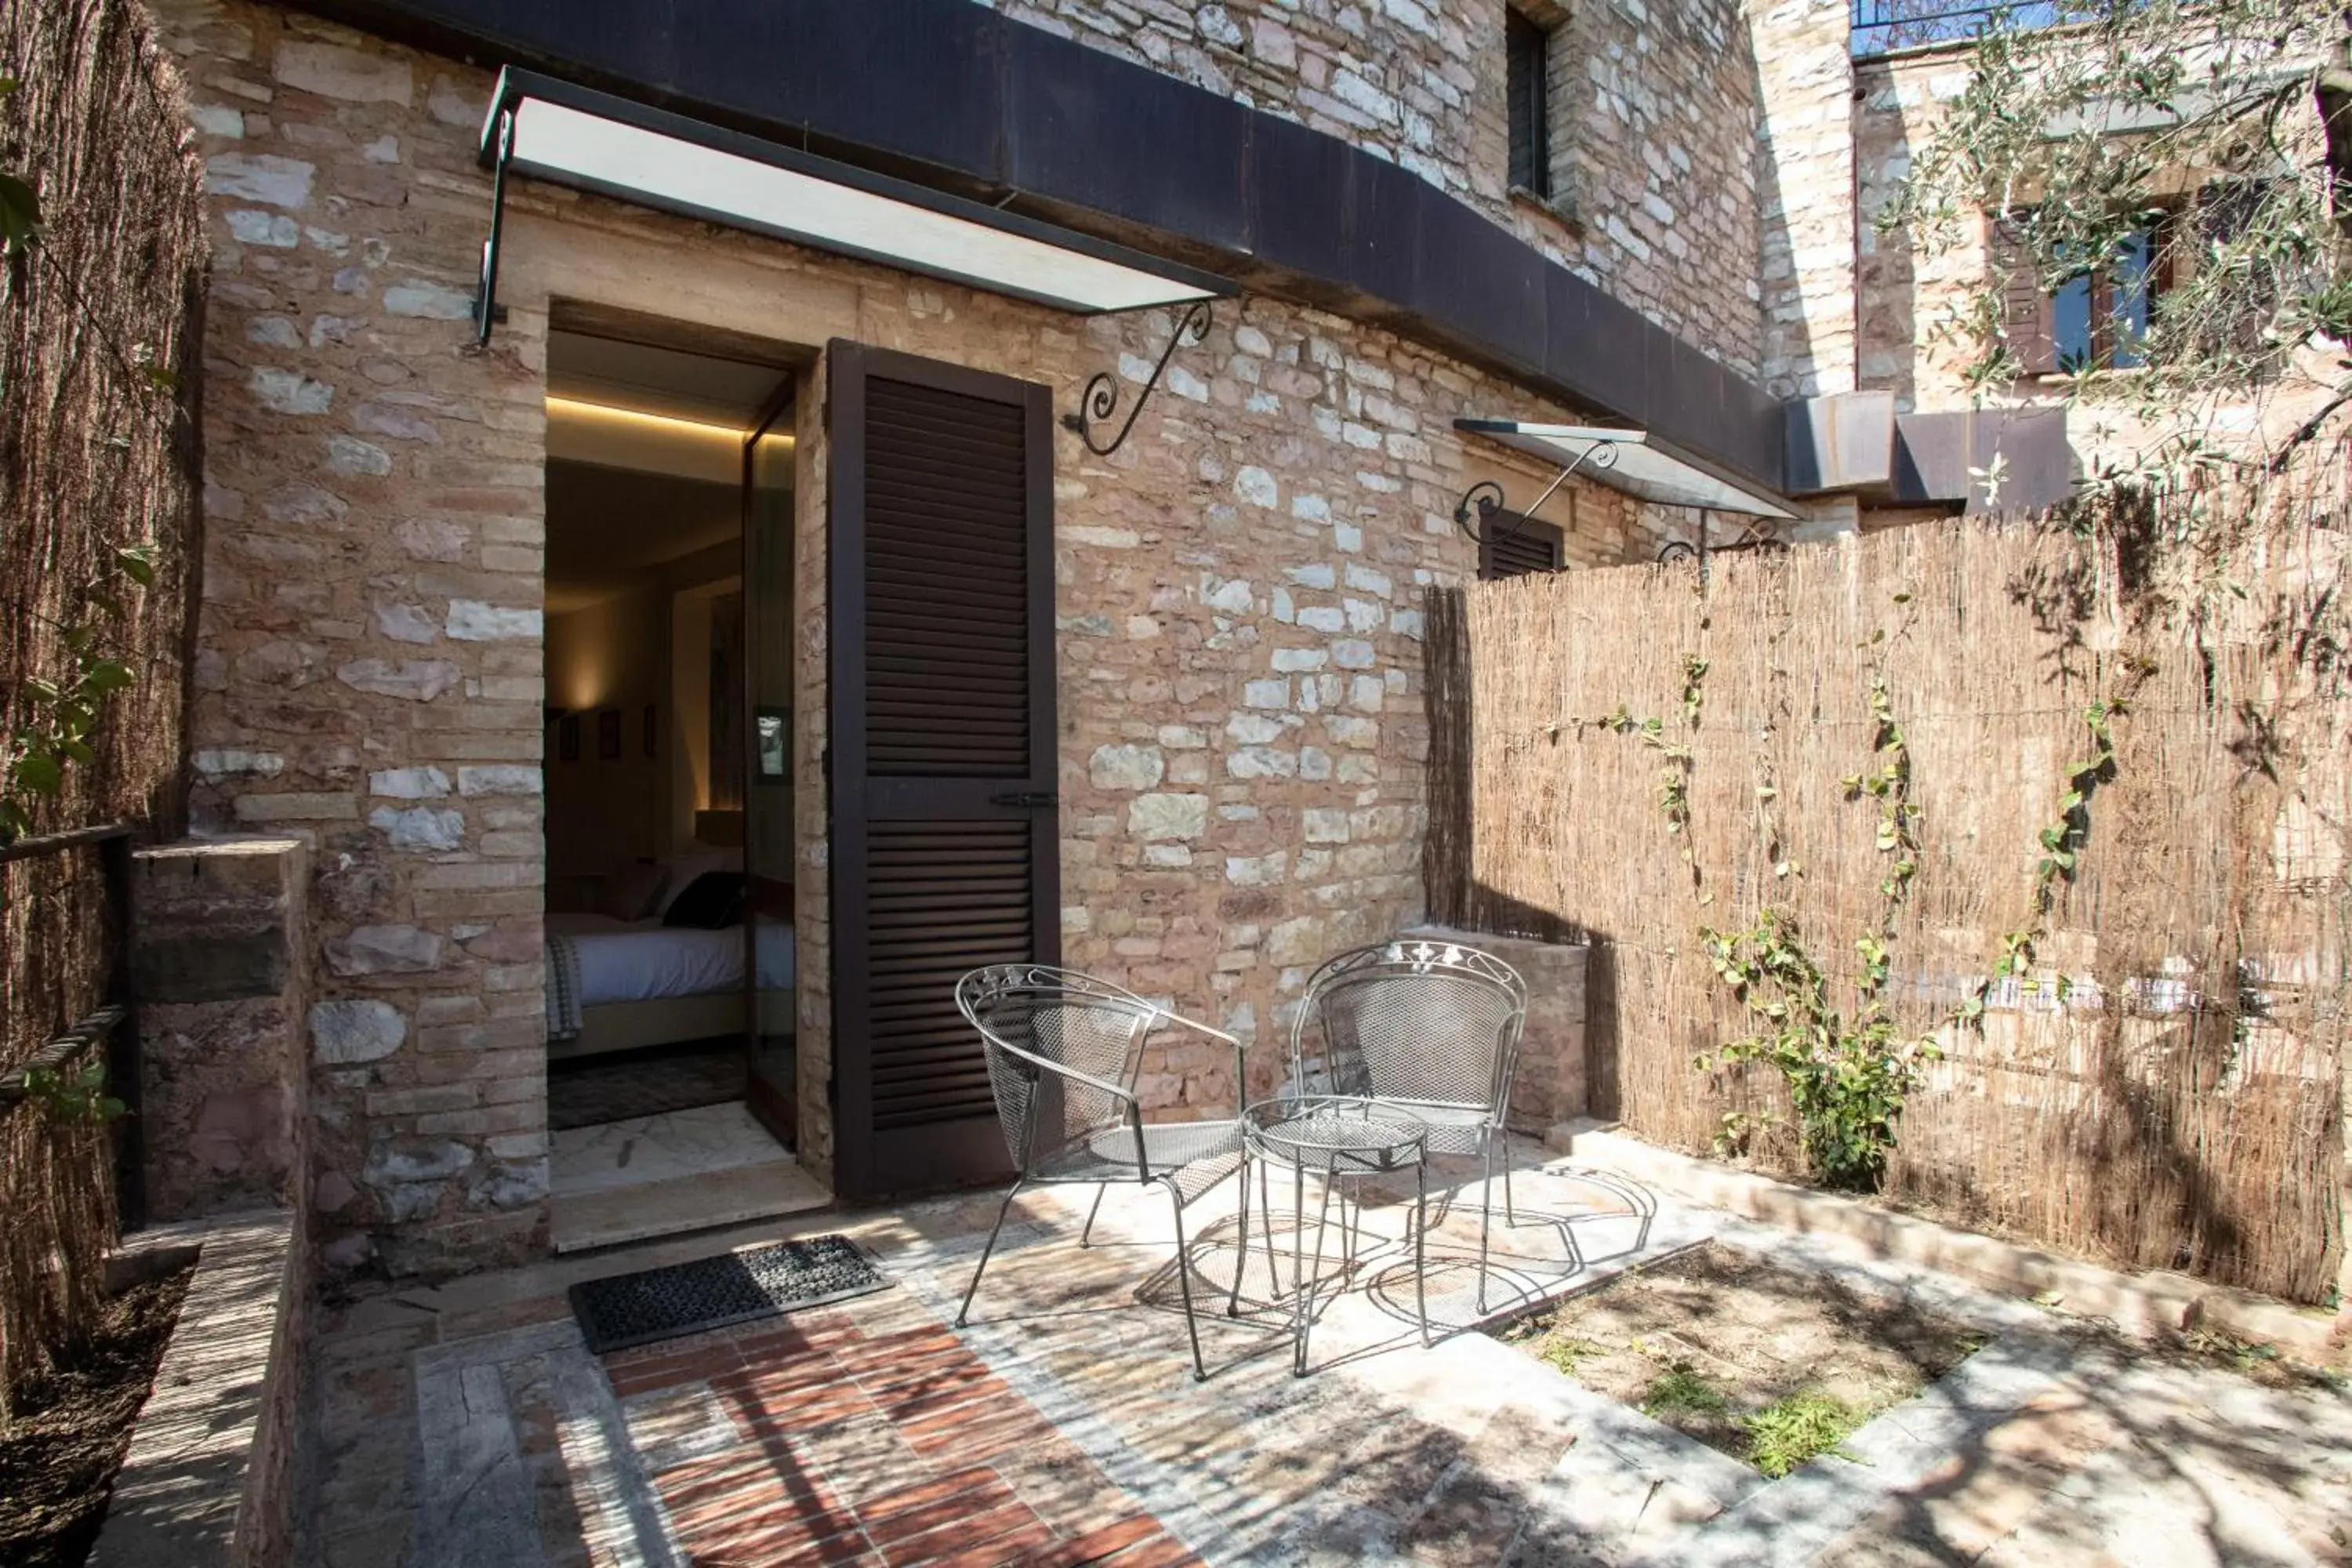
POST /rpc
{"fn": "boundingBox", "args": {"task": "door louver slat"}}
[866,815,1033,1131]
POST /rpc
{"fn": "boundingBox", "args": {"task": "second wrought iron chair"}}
[953,964,1246,1380]
[1287,938,1529,1311]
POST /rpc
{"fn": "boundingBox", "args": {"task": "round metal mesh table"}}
[1237,1095,1429,1374]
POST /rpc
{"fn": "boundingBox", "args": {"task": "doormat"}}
[547,1044,746,1131]
[570,1235,889,1354]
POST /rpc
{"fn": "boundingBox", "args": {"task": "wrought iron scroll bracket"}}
[1452,437,1617,547]
[1062,299,1214,456]
[472,107,515,347]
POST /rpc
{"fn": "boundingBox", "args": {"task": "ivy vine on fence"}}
[1576,583,2138,1193]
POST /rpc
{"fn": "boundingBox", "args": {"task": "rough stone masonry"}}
[152,0,1713,1274]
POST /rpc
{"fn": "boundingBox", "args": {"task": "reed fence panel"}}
[1428,483,2347,1303]
[1,0,205,1414]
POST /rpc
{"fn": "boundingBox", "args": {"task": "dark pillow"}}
[660,871,746,930]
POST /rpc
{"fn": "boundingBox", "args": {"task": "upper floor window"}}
[1506,9,1551,200]
[2049,226,2161,373]
[1998,213,2171,376]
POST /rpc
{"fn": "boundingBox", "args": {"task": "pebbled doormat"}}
[571,1236,889,1354]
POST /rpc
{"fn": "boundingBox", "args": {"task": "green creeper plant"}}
[18,1059,126,1124]
[1701,595,1940,1191]
[1700,907,1943,1191]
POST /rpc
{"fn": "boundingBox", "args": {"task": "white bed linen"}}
[545,913,796,1006]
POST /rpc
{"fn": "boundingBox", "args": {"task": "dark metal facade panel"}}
[1243,111,1356,310]
[1891,408,2074,512]
[300,0,1788,488]
[1414,196,1548,383]
[1558,284,1654,430]
[1341,153,1426,322]
[1002,24,1252,253]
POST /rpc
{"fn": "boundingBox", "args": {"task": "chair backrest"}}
[956,965,1159,1173]
[1290,939,1528,1123]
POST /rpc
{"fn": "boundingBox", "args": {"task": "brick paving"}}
[606,1311,1192,1568]
[297,1161,2352,1568]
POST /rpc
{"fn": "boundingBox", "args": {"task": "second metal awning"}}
[1454,419,1800,521]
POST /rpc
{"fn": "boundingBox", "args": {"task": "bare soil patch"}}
[0,1268,190,1567]
[1494,1241,1983,1475]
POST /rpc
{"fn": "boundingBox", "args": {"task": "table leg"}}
[1414,1151,1429,1347]
[1293,1161,1338,1377]
[1298,1161,1317,1382]
[1225,1149,1250,1318]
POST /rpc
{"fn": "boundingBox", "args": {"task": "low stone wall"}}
[1403,924,1587,1131]
[130,838,310,1221]
[90,1210,307,1568]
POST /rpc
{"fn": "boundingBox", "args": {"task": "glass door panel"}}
[742,387,798,1145]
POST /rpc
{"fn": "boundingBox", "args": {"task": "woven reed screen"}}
[1428,482,2347,1303]
[1,0,205,1413]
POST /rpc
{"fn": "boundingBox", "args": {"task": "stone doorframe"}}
[514,216,843,1190]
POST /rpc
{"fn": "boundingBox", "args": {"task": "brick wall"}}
[156,0,1674,1271]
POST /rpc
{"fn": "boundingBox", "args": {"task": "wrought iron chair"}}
[1287,938,1528,1311]
[953,964,1246,1380]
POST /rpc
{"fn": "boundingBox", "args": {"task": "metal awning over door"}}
[467,68,1235,343]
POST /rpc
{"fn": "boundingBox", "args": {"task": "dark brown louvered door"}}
[828,343,1058,1201]
[1479,513,1564,579]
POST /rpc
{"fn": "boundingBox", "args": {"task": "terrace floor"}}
[303,1151,2352,1567]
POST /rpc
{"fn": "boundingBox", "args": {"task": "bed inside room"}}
[541,326,800,1157]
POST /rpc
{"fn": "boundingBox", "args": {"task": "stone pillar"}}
[1403,924,1588,1131]
[1748,0,1859,400]
[130,837,310,1221]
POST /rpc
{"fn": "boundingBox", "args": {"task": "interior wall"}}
[669,574,743,851]
[543,590,667,908]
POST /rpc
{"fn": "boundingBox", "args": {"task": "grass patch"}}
[1640,1364,1726,1419]
[1742,1390,1867,1478]
[1537,1337,1602,1377]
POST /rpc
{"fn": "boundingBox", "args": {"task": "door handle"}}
[988,791,1058,808]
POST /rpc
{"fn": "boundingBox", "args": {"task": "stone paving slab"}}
[295,1155,2352,1567]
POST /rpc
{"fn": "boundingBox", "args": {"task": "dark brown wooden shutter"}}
[829,343,1058,1200]
[1506,10,1550,198]
[1479,513,1564,579]
[1991,216,2057,376]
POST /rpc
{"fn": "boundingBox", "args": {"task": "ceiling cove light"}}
[1452,419,1801,524]
[470,67,1234,345]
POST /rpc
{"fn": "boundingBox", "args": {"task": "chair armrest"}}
[1150,1007,1238,1047]
[1145,1008,1248,1116]
[985,1033,1139,1106]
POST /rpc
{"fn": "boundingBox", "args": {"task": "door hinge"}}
[988,791,1058,808]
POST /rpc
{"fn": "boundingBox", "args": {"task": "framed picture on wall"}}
[558,712,580,764]
[597,708,622,760]
[642,702,659,759]
[756,706,790,783]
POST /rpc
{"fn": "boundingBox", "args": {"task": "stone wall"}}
[990,0,1769,379]
[156,0,1680,1267]
[131,838,310,1221]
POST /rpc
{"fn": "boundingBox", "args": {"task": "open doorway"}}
[540,325,822,1250]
